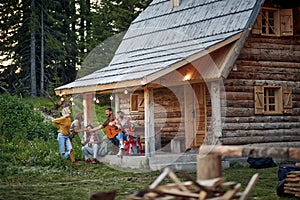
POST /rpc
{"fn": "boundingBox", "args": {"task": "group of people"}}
[52,107,141,165]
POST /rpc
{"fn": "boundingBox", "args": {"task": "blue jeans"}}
[115,132,128,147]
[82,144,99,160]
[57,133,72,159]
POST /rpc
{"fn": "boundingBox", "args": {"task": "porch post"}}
[83,93,93,126]
[115,93,120,112]
[210,81,222,143]
[144,86,155,157]
[184,84,194,149]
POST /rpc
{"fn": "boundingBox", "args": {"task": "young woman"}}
[52,107,74,163]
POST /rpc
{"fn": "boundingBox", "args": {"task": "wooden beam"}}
[199,145,300,159]
[114,93,120,112]
[83,93,93,126]
[210,81,222,141]
[220,29,251,79]
[144,86,155,157]
[184,84,194,149]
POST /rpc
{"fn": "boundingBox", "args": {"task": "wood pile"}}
[284,171,300,198]
[126,168,259,200]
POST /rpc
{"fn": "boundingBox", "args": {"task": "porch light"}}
[110,95,114,100]
[96,99,100,104]
[124,88,128,94]
[93,97,97,101]
[183,73,191,81]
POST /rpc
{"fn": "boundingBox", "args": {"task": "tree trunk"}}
[30,0,37,97]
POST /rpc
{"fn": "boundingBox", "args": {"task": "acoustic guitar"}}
[105,125,122,139]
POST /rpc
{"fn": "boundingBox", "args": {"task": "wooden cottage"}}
[55,0,300,158]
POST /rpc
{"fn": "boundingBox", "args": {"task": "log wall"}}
[118,86,185,151]
[222,34,300,146]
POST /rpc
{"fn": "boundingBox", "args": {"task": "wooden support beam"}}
[199,145,300,159]
[83,93,93,125]
[210,81,222,142]
[114,93,120,112]
[144,86,155,157]
[184,84,194,149]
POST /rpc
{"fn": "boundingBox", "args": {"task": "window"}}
[255,86,292,114]
[262,9,276,35]
[130,94,139,112]
[264,87,281,113]
[252,8,293,36]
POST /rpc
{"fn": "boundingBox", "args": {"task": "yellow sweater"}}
[52,116,71,136]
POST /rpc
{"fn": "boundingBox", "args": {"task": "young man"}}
[91,108,126,156]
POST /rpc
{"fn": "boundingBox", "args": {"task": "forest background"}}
[0,0,151,98]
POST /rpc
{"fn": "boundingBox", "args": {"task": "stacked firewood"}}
[284,171,300,198]
[126,168,258,200]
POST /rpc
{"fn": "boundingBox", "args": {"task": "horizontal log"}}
[225,79,300,88]
[199,145,300,159]
[246,36,300,46]
[220,135,300,145]
[223,129,300,137]
[224,116,300,123]
[222,122,300,130]
[235,60,300,69]
[228,71,297,81]
[224,85,254,93]
[225,107,253,117]
[225,92,253,100]
[226,100,254,108]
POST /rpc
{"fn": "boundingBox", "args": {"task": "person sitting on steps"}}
[81,124,101,164]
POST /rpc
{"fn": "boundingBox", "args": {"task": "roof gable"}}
[56,0,264,94]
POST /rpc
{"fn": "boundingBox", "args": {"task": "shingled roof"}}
[55,0,264,94]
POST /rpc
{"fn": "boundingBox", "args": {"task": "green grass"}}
[0,96,298,200]
[0,160,299,200]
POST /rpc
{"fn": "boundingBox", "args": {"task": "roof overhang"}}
[55,31,244,96]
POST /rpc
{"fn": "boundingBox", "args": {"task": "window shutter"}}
[280,9,293,36]
[283,87,292,114]
[131,94,139,112]
[252,11,262,34]
[254,86,264,114]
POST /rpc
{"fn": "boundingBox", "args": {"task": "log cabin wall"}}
[222,34,300,146]
[118,86,185,151]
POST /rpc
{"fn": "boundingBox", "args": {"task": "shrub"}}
[0,93,56,141]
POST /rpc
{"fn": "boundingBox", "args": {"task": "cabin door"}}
[191,83,206,147]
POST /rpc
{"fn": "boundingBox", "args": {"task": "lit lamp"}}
[124,89,128,94]
[183,73,191,81]
[109,95,114,100]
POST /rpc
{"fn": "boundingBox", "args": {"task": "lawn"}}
[0,159,298,200]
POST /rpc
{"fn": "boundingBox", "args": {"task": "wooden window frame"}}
[263,86,282,114]
[255,86,292,115]
[261,8,280,36]
[252,7,293,36]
